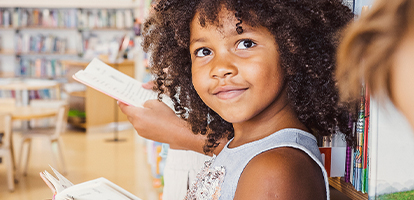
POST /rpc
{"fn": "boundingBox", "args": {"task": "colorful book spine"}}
[350,144,354,184]
[344,114,354,182]
[354,87,365,191]
[16,58,65,78]
[345,145,352,182]
[362,85,370,193]
[3,7,135,29]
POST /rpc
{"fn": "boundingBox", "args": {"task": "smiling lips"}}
[213,86,248,100]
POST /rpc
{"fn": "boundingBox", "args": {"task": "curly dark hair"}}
[143,0,356,153]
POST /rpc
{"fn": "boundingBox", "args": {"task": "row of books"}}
[340,0,368,194]
[0,8,77,28]
[15,33,68,54]
[344,85,370,193]
[78,9,134,30]
[146,140,166,193]
[15,58,66,78]
[0,88,58,100]
[0,7,134,29]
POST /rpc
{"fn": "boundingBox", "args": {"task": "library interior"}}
[0,0,413,200]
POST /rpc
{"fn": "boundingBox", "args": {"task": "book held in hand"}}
[40,166,141,200]
[72,58,173,108]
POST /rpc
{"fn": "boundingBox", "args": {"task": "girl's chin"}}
[218,115,249,125]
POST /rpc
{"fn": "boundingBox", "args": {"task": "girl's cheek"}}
[390,35,414,118]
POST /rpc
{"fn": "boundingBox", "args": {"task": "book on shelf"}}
[72,58,173,108]
[15,33,69,54]
[16,58,66,78]
[355,87,363,191]
[344,114,354,183]
[341,84,370,194]
[362,85,370,193]
[0,8,12,27]
[344,145,352,182]
[1,7,134,29]
[41,166,141,200]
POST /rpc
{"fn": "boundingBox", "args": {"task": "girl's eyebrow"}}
[190,27,257,45]
[190,37,207,45]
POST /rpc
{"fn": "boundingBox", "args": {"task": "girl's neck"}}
[229,92,308,148]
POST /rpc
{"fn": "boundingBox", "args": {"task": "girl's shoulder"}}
[233,147,326,200]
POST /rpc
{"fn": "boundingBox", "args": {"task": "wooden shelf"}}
[0,71,15,78]
[0,27,15,30]
[329,177,368,200]
[1,50,78,56]
[78,27,133,31]
[15,51,78,56]
[0,50,15,55]
[14,26,78,30]
[69,91,86,98]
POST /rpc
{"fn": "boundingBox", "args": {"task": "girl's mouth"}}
[213,87,248,100]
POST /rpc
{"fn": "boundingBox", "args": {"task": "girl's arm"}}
[118,99,225,156]
[234,147,326,200]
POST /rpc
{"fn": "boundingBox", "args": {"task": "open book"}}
[40,166,141,200]
[72,58,173,108]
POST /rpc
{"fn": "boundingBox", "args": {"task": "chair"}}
[0,98,16,134]
[0,113,15,191]
[16,100,69,179]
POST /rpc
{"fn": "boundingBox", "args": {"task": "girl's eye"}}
[237,39,256,49]
[195,48,212,57]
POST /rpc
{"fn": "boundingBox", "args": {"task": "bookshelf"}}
[330,98,414,200]
[0,5,139,79]
[329,177,368,199]
[0,1,145,130]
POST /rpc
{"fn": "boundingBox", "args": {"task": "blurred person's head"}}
[336,0,414,129]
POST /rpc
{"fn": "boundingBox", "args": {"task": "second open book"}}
[40,166,141,200]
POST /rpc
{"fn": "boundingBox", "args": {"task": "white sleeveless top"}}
[185,128,330,200]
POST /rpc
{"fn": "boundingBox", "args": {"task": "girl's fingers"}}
[118,101,138,116]
[142,81,155,89]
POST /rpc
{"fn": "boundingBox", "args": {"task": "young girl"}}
[336,0,414,131]
[121,0,354,199]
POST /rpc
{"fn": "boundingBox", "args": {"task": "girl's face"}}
[190,8,287,124]
[391,30,414,130]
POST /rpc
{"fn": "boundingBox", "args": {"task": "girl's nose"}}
[210,54,238,79]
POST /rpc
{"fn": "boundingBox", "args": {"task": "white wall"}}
[369,99,414,197]
[354,0,375,15]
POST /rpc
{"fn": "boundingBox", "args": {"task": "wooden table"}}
[0,78,60,130]
[2,106,59,120]
[0,78,60,106]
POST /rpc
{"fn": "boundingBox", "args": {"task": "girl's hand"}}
[118,82,227,155]
[118,99,184,147]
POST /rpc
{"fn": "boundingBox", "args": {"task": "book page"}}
[73,58,165,108]
[55,178,141,200]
